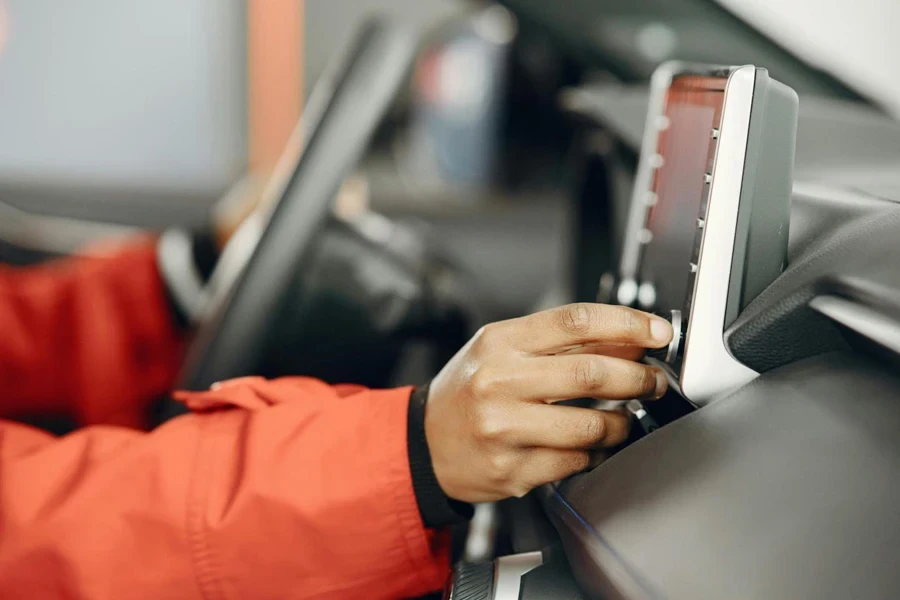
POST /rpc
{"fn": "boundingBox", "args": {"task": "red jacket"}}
[0,238,450,599]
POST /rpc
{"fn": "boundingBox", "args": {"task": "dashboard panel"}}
[547,72,900,600]
[550,351,900,600]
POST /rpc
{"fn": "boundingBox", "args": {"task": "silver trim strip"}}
[810,295,900,355]
[679,66,759,404]
[493,552,543,599]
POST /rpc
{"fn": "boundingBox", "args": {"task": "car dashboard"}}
[453,76,900,599]
[552,80,900,599]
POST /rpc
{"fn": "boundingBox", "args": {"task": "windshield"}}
[500,0,866,105]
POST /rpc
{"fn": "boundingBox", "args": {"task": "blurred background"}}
[0,0,898,321]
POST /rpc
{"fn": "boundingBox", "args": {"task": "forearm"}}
[0,378,455,599]
[0,229,220,428]
[0,237,184,427]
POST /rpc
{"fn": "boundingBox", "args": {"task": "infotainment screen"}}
[618,63,798,405]
[638,75,727,316]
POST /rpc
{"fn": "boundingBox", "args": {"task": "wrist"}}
[407,385,473,528]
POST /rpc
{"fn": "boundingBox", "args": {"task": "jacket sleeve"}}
[0,236,185,428]
[0,377,451,600]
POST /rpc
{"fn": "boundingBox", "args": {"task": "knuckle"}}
[473,404,510,442]
[573,357,604,391]
[608,305,645,339]
[581,412,607,444]
[603,413,630,447]
[559,303,594,336]
[487,452,515,483]
[571,451,592,473]
[470,326,490,353]
[621,307,642,335]
[473,323,502,350]
[470,367,500,399]
[636,366,658,395]
[509,483,533,499]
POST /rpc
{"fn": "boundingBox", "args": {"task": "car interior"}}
[2,1,900,598]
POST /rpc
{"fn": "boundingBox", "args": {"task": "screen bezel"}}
[618,62,761,405]
[617,62,734,306]
[639,73,728,317]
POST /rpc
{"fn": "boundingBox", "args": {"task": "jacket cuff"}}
[407,384,474,529]
[156,228,219,329]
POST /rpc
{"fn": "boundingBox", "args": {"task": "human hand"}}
[213,172,371,251]
[212,175,270,251]
[425,303,673,503]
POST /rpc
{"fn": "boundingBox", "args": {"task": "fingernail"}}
[650,318,673,344]
[655,370,668,398]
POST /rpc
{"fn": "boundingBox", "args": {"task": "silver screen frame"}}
[619,62,760,405]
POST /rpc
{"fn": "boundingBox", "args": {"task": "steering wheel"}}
[155,21,415,421]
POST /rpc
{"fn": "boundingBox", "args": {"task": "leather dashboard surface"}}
[547,352,900,599]
[725,192,900,372]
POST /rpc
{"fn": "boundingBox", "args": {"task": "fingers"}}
[511,353,667,402]
[553,343,645,361]
[505,303,673,354]
[509,404,631,450]
[513,449,603,494]
[472,410,627,498]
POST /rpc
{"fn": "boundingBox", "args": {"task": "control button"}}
[637,281,657,310]
[684,270,697,317]
[689,262,698,273]
[690,230,703,264]
[616,278,639,306]
[637,228,654,244]
[696,217,705,229]
[703,173,713,184]
[711,128,720,139]
[649,153,665,168]
[645,309,683,364]
[645,191,658,207]
[655,115,671,131]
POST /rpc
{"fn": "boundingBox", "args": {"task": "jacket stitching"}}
[186,414,223,600]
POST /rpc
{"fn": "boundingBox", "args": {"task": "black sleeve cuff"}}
[407,384,474,529]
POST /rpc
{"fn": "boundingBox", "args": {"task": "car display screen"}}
[639,75,727,314]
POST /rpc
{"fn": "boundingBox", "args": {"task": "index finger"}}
[506,303,673,354]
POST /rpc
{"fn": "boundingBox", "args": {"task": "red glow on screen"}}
[641,75,727,313]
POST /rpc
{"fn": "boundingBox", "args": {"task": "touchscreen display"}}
[639,75,727,314]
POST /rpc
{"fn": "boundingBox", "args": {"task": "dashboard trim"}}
[493,552,544,599]
[679,66,759,404]
[617,62,732,304]
[810,294,900,356]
